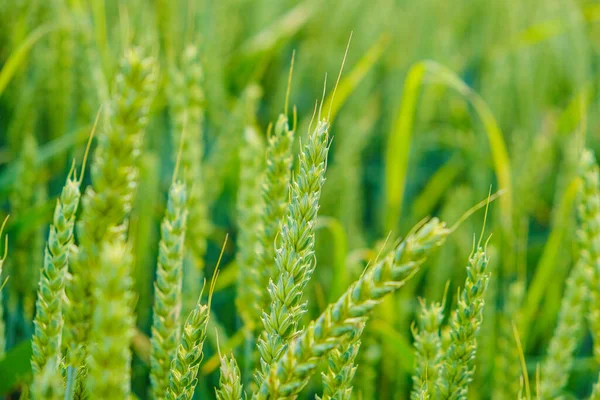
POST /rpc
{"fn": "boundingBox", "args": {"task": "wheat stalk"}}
[0,216,9,358]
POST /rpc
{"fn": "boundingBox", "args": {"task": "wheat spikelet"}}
[577,149,600,363]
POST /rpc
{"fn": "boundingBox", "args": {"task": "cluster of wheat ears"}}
[0,40,598,400]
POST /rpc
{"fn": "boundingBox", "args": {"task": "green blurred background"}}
[0,0,599,398]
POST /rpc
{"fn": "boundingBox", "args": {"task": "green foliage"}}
[3,1,600,398]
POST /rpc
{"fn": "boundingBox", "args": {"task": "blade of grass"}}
[235,0,316,60]
[385,60,512,234]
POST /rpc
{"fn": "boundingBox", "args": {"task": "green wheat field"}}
[0,0,599,399]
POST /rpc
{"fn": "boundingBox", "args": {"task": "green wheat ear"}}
[31,358,65,400]
[86,240,135,398]
[254,217,450,399]
[318,323,364,400]
[215,352,244,400]
[236,125,265,329]
[166,294,211,400]
[577,149,600,363]
[31,165,82,380]
[150,180,188,399]
[254,113,295,329]
[166,264,219,400]
[65,47,158,369]
[256,117,330,387]
[167,45,210,319]
[410,297,445,400]
[436,244,491,400]
[539,149,598,398]
[170,45,209,258]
